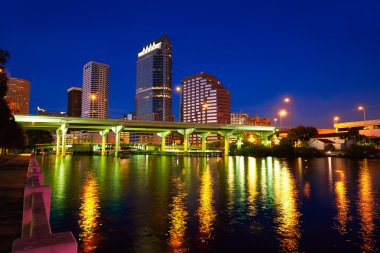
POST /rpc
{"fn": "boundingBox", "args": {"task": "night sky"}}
[3,0,380,127]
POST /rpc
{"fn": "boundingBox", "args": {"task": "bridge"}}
[15,115,276,156]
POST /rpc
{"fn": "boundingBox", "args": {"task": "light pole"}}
[284,97,291,128]
[358,106,366,121]
[273,118,278,127]
[91,94,96,118]
[333,116,340,124]
[278,109,287,128]
[174,85,182,121]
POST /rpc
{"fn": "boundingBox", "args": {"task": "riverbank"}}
[0,155,30,253]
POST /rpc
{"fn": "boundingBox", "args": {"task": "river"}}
[38,155,380,252]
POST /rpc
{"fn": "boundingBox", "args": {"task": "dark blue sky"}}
[3,0,380,127]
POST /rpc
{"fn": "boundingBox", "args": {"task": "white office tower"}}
[81,61,110,119]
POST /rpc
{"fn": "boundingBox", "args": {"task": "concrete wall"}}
[12,156,77,253]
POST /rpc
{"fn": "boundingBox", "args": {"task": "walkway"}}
[0,155,29,253]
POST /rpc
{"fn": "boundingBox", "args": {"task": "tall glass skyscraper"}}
[81,61,109,119]
[135,34,173,121]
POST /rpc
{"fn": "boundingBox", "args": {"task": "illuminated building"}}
[6,77,30,114]
[37,106,67,117]
[181,72,230,124]
[231,113,249,125]
[81,61,109,119]
[67,87,82,117]
[181,72,230,144]
[135,34,173,121]
[334,119,380,137]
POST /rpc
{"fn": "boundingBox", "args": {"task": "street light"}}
[273,118,278,127]
[278,109,287,128]
[358,106,366,121]
[90,94,96,118]
[284,97,292,128]
[174,85,182,121]
[333,116,340,124]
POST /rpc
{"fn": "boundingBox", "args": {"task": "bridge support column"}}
[200,133,209,152]
[157,131,171,152]
[56,129,61,156]
[257,132,272,146]
[237,136,243,150]
[112,125,123,157]
[99,129,110,156]
[178,128,195,152]
[219,131,233,156]
[61,123,68,157]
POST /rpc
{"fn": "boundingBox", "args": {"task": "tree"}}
[0,49,26,154]
[25,130,54,148]
[286,126,318,146]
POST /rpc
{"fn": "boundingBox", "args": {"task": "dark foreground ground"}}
[0,155,29,253]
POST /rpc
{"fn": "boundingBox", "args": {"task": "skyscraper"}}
[135,34,173,121]
[67,87,82,117]
[6,77,30,115]
[81,61,109,119]
[181,72,231,124]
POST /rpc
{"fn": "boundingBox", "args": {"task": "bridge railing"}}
[12,156,77,253]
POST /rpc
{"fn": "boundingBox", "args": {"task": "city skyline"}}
[3,1,380,127]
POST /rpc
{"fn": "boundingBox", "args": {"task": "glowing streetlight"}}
[333,116,340,124]
[174,85,182,121]
[284,97,292,128]
[278,109,287,128]
[358,106,366,121]
[273,118,278,126]
[90,94,97,118]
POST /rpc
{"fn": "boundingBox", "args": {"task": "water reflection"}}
[247,157,258,216]
[334,169,350,235]
[358,160,377,252]
[168,177,188,253]
[39,156,380,252]
[198,166,216,243]
[78,171,101,252]
[274,161,301,252]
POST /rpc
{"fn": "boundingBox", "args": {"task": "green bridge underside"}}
[15,115,276,156]
[15,115,275,134]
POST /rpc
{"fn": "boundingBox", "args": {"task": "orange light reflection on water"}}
[358,160,376,252]
[247,157,258,216]
[198,167,216,243]
[168,177,188,253]
[334,170,349,235]
[274,162,301,252]
[78,172,100,253]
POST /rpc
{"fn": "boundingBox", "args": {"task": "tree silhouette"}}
[0,49,26,155]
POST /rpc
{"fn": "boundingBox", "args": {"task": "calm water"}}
[38,155,380,252]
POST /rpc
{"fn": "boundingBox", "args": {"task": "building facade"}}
[6,77,30,114]
[37,106,67,117]
[81,61,109,119]
[181,72,231,124]
[135,34,173,121]
[67,87,82,117]
[231,113,249,125]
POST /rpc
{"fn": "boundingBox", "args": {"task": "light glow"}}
[168,177,188,253]
[79,172,100,252]
[198,167,215,243]
[138,42,162,57]
[279,109,287,117]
